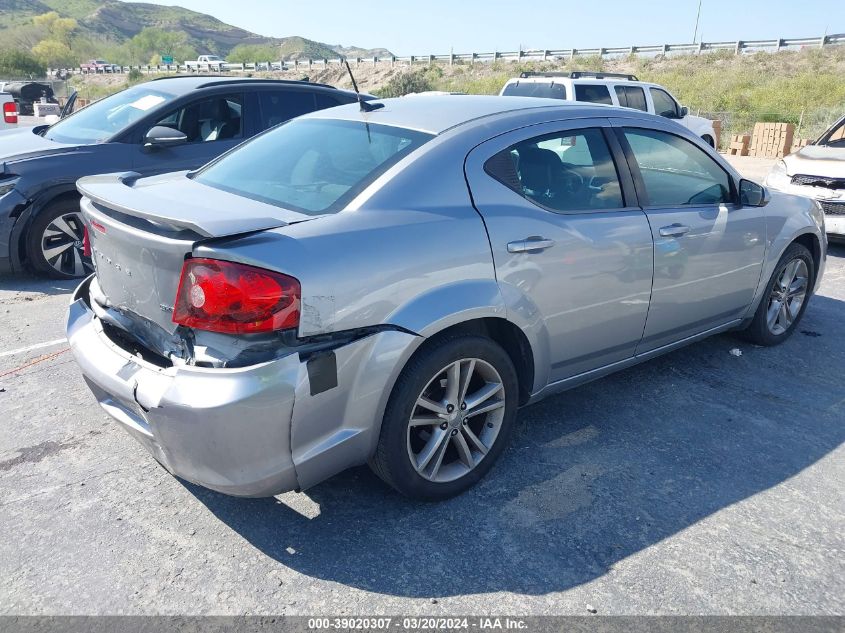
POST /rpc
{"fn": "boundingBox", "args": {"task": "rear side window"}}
[195,119,433,215]
[574,84,612,105]
[502,82,567,99]
[485,127,624,212]
[315,92,344,109]
[623,128,731,206]
[614,85,647,111]
[650,88,680,118]
[258,91,327,129]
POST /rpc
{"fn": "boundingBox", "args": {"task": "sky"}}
[135,0,843,55]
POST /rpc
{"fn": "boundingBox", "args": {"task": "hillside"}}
[0,0,392,58]
[67,45,845,146]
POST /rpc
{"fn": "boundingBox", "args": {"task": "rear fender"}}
[387,278,550,396]
[386,278,507,339]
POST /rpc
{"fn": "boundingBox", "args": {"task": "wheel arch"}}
[411,317,536,406]
[10,185,81,270]
[792,232,822,283]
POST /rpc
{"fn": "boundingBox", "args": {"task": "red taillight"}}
[3,102,18,125]
[172,258,300,334]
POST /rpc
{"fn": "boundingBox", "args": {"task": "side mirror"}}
[679,105,689,118]
[144,125,187,149]
[740,179,770,207]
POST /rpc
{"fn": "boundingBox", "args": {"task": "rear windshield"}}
[502,82,567,99]
[194,118,434,215]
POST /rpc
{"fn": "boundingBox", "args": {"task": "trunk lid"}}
[78,171,309,335]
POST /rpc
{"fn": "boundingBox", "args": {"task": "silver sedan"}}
[66,96,827,500]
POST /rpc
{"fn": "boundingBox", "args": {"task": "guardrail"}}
[48,33,845,77]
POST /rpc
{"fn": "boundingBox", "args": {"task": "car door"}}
[131,92,246,175]
[465,119,654,384]
[612,120,767,352]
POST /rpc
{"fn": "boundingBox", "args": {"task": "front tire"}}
[26,199,93,279]
[370,335,519,500]
[741,243,814,346]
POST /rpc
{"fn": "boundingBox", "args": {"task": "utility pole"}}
[692,0,703,43]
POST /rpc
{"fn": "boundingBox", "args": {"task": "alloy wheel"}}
[406,358,506,483]
[40,211,93,277]
[766,258,808,336]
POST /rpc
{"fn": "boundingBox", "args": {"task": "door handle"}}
[507,237,556,253]
[658,223,691,238]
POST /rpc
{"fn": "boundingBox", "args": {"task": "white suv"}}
[500,72,716,146]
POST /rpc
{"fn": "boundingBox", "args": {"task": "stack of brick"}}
[791,138,813,153]
[749,123,795,158]
[728,134,751,156]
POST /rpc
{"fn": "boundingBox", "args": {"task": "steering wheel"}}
[556,163,585,196]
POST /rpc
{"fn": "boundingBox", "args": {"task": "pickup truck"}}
[185,55,228,72]
[0,92,17,128]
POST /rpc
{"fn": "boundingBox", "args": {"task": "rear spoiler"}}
[77,172,293,238]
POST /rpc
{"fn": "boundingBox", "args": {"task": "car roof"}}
[301,95,615,134]
[504,76,664,88]
[145,76,345,95]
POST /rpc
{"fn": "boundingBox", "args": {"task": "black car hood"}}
[0,127,77,167]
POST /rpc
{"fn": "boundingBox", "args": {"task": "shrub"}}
[0,48,46,77]
[127,68,143,83]
[374,70,434,97]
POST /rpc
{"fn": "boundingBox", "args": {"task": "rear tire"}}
[740,243,814,346]
[26,198,93,279]
[370,334,519,500]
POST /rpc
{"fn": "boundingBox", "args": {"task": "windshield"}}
[44,85,175,144]
[818,116,845,147]
[195,118,434,215]
[502,82,567,99]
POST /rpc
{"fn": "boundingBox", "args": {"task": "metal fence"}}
[46,33,845,77]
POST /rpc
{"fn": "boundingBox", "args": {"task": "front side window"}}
[574,84,613,105]
[194,119,433,215]
[650,88,680,118]
[623,128,732,206]
[485,127,624,212]
[154,94,242,143]
[615,85,648,111]
[44,84,177,144]
[502,82,567,99]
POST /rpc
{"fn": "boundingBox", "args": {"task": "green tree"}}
[227,44,279,64]
[129,27,194,64]
[0,49,46,77]
[32,12,78,46]
[32,39,76,68]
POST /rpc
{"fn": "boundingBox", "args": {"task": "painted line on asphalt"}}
[0,338,67,359]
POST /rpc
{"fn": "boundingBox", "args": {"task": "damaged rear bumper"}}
[66,275,421,497]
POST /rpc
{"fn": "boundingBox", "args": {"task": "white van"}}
[500,71,716,146]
